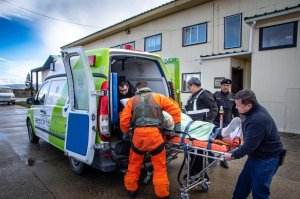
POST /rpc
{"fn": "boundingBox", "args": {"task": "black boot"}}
[127,190,137,199]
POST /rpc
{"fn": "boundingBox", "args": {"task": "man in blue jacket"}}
[224,89,283,199]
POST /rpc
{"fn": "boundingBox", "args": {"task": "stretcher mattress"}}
[167,136,240,152]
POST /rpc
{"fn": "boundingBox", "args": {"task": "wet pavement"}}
[0,104,299,199]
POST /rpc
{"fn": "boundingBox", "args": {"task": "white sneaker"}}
[221,117,241,138]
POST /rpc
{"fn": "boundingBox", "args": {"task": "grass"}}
[15,101,31,108]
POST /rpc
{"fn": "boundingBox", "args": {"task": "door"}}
[33,81,50,141]
[62,47,97,165]
[231,67,243,94]
[165,58,181,105]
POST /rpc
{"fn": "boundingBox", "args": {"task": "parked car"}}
[0,86,16,105]
[26,46,180,175]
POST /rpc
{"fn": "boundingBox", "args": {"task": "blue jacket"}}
[232,103,283,159]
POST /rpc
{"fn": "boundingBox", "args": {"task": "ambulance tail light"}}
[98,81,110,142]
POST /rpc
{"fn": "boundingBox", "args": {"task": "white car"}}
[0,86,16,105]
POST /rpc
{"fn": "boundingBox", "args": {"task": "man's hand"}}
[223,153,234,161]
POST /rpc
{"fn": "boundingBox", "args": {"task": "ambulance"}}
[26,46,180,174]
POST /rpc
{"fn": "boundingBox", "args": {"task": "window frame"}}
[181,72,201,93]
[144,33,162,52]
[182,22,207,47]
[224,13,242,49]
[259,21,298,51]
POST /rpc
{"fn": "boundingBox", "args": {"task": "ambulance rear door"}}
[62,47,97,165]
[165,58,181,106]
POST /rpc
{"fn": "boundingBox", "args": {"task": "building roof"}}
[200,50,252,61]
[31,55,61,72]
[244,4,300,22]
[61,0,211,49]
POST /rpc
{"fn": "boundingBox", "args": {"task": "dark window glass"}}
[259,21,298,50]
[224,14,242,49]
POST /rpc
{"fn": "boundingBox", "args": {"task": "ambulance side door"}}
[62,47,97,165]
[33,81,50,141]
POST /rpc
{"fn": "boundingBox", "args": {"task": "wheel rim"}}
[71,158,81,168]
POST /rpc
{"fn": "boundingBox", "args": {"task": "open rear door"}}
[165,58,181,106]
[62,47,97,165]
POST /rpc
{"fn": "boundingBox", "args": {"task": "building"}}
[31,55,61,93]
[61,0,300,134]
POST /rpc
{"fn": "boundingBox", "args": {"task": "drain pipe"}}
[248,20,256,52]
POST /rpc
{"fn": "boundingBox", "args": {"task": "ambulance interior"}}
[109,55,170,149]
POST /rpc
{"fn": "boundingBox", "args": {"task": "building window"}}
[111,45,121,49]
[183,23,207,46]
[259,21,298,51]
[181,73,201,93]
[111,41,135,49]
[123,41,135,49]
[224,14,242,49]
[144,34,162,52]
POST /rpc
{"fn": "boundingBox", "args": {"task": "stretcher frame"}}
[165,137,228,199]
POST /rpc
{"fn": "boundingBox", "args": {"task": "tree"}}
[25,72,33,91]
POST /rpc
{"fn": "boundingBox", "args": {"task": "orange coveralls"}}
[120,92,181,197]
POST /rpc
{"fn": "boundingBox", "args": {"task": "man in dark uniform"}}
[185,77,218,122]
[213,78,239,168]
[184,77,218,181]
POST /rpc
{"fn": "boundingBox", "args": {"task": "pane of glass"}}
[191,26,197,44]
[37,82,49,104]
[184,28,191,45]
[262,23,295,48]
[155,35,161,50]
[225,14,241,48]
[46,80,68,106]
[70,55,89,110]
[198,23,206,43]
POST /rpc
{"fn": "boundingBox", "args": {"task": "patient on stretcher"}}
[163,112,242,141]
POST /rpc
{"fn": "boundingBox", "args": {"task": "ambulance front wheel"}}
[27,120,39,143]
[68,157,87,175]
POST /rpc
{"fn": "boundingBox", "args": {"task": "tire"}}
[27,120,39,143]
[200,181,210,192]
[68,157,87,175]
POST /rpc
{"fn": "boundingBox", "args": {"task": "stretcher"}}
[164,131,241,199]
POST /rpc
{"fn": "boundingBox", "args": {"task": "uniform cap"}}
[221,78,232,85]
[187,77,201,86]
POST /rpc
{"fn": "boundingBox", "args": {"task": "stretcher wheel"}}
[200,181,210,192]
[180,193,189,199]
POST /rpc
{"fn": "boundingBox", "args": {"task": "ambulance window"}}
[46,80,68,106]
[69,55,89,110]
[37,82,50,105]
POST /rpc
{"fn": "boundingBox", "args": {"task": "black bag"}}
[278,149,287,166]
[115,140,131,156]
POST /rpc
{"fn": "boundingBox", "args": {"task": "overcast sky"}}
[0,0,172,85]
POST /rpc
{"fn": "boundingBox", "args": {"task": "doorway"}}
[231,67,243,94]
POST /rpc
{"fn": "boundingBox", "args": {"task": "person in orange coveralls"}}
[120,80,181,199]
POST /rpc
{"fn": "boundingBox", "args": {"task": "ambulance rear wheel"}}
[27,120,39,143]
[68,157,87,175]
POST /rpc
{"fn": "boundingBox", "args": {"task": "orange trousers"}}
[124,148,169,197]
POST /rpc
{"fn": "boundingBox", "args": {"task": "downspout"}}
[248,20,256,52]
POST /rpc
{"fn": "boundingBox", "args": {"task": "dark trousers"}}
[232,156,280,199]
[189,150,210,180]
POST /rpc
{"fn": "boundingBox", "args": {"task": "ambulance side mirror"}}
[26,97,35,105]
